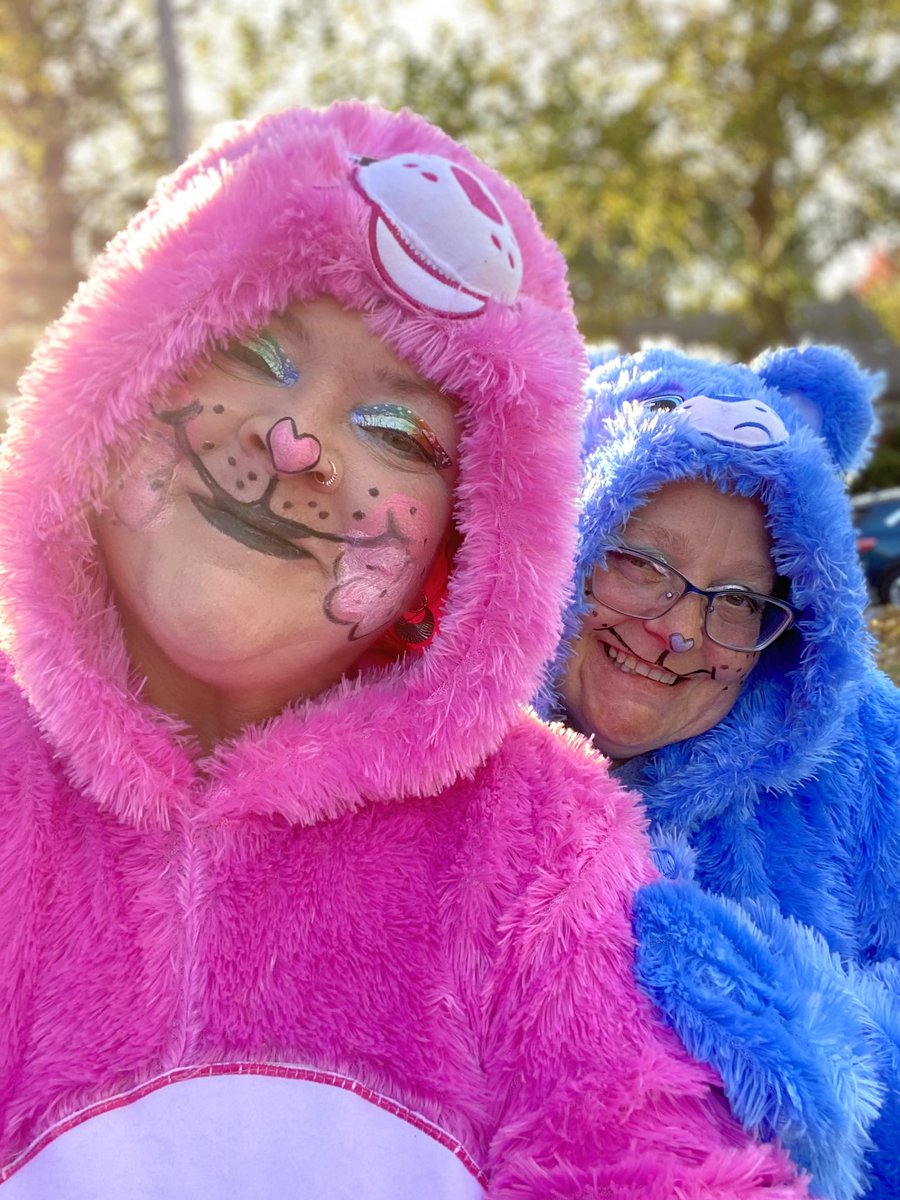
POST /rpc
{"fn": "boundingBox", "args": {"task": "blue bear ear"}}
[586,343,621,372]
[752,344,882,474]
[582,348,631,456]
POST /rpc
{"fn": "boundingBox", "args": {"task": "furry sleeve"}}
[478,764,809,1198]
[634,879,899,1200]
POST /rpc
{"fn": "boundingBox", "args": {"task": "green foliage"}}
[260,0,900,355]
[0,0,173,393]
[1,0,898,398]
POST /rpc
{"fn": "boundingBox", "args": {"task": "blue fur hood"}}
[557,344,880,824]
[545,344,900,1199]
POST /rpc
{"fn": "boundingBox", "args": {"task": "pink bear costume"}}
[0,103,807,1197]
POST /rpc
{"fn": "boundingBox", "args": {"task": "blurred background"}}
[1,0,898,672]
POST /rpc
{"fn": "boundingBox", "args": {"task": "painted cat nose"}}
[264,418,340,490]
[265,417,322,474]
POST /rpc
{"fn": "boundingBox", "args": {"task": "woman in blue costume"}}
[542,344,900,1200]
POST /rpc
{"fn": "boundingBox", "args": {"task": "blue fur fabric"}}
[542,345,900,1199]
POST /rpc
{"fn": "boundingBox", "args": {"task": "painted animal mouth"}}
[601,641,679,685]
[191,496,314,560]
[158,401,415,561]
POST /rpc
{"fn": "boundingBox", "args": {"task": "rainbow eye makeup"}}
[220,333,300,386]
[352,404,453,470]
[244,334,299,386]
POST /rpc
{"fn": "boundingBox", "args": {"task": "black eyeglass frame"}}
[588,544,796,652]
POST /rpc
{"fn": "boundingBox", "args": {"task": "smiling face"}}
[95,297,459,741]
[562,479,774,762]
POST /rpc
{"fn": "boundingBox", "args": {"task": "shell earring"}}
[393,596,435,645]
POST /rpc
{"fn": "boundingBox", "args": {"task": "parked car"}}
[852,487,900,606]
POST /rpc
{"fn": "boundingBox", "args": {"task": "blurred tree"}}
[260,0,899,356]
[0,0,175,396]
[858,247,900,342]
[2,0,897,398]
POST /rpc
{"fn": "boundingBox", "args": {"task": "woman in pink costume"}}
[0,102,808,1197]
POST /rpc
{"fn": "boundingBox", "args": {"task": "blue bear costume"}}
[542,345,900,1199]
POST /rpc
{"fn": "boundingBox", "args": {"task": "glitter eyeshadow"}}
[245,334,300,386]
[353,405,452,469]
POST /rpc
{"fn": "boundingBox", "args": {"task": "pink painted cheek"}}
[178,405,272,504]
[326,543,416,639]
[346,493,433,545]
[108,431,180,530]
[324,494,438,639]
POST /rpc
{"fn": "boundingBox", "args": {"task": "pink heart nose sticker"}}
[266,418,322,474]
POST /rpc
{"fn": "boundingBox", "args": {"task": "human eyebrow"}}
[625,523,774,590]
[623,522,694,563]
[374,367,450,407]
[270,310,313,347]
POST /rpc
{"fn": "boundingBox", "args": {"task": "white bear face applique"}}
[353,153,522,316]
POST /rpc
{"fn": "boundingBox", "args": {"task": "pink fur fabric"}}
[0,102,808,1194]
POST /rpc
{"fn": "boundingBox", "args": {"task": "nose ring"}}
[669,633,694,653]
[313,460,339,489]
[266,417,322,475]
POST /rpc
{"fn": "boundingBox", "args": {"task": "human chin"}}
[564,618,689,758]
[570,633,756,759]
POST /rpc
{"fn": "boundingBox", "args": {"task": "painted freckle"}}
[248,472,258,481]
[353,511,365,520]
[228,456,237,467]
[307,500,317,509]
[369,488,379,497]
[409,506,417,515]
[236,480,245,490]
[202,441,214,451]
[149,479,164,491]
[318,511,328,520]
[213,404,225,414]
[282,501,293,511]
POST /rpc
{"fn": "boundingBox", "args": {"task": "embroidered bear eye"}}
[641,394,685,413]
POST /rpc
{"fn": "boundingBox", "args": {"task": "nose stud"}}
[669,633,695,653]
[266,417,322,475]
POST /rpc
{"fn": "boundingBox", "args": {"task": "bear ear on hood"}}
[581,344,627,457]
[752,344,882,475]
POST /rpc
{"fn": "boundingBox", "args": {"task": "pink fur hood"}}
[0,101,584,831]
[0,104,809,1195]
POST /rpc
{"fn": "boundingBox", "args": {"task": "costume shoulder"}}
[478,717,809,1196]
[634,879,887,1200]
[845,669,900,963]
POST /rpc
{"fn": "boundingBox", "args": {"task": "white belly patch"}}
[1,1064,487,1199]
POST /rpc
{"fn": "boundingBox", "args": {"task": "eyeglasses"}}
[588,545,795,652]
